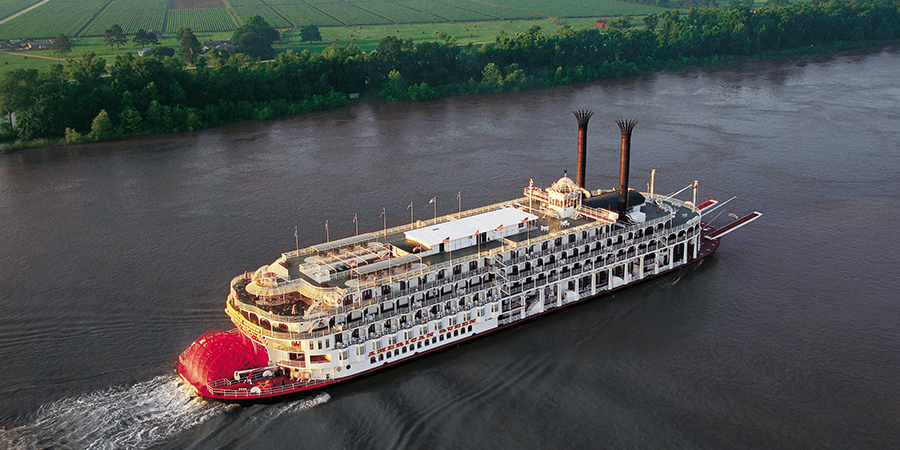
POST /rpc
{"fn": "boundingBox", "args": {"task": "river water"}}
[1,44,899,448]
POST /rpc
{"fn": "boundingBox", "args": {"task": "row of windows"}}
[369,325,475,364]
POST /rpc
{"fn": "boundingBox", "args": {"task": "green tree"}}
[381,69,408,100]
[608,15,634,29]
[89,109,114,141]
[103,25,126,50]
[66,52,107,84]
[143,46,175,58]
[178,28,202,65]
[232,15,280,59]
[133,29,159,47]
[51,34,73,60]
[299,25,322,43]
[0,69,39,135]
[119,107,142,133]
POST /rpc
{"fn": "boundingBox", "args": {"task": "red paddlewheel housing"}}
[177,330,269,387]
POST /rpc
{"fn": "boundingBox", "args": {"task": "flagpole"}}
[381,207,386,236]
[430,197,436,223]
[295,226,299,254]
[354,213,358,236]
[325,220,329,242]
[408,201,413,226]
[457,191,461,218]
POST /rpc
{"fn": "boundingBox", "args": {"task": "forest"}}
[1,0,898,146]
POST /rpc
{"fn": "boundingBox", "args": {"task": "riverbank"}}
[3,37,895,156]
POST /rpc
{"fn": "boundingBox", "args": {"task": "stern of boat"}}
[175,329,270,397]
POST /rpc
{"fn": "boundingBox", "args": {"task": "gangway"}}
[706,211,763,239]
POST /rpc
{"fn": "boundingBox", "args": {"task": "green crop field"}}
[0,0,42,23]
[167,8,238,33]
[268,1,343,27]
[79,0,168,36]
[0,0,664,40]
[0,0,107,40]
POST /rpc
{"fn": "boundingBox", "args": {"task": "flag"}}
[442,236,450,243]
[429,197,435,204]
[294,227,297,238]
[496,224,503,231]
[412,245,421,252]
[407,202,412,210]
[352,214,357,223]
[348,260,357,267]
[472,229,479,237]
[521,218,530,223]
[325,220,328,230]
[457,191,460,200]
[379,208,385,218]
[379,253,389,260]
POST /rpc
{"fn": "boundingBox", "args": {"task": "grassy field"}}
[0,0,664,39]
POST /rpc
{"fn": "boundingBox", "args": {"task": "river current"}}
[1,44,899,448]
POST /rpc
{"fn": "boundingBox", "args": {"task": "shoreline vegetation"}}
[1,0,899,153]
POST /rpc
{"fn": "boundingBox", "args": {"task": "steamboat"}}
[176,112,760,401]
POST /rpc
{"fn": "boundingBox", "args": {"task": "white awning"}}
[404,207,537,248]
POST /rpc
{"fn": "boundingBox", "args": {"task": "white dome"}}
[549,175,580,194]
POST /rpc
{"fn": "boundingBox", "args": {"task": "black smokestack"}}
[616,119,637,218]
[573,110,593,189]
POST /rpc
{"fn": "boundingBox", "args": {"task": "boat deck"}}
[236,189,699,321]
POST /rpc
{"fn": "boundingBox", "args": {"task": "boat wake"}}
[248,392,331,423]
[0,374,236,450]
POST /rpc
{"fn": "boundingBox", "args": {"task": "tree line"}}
[1,0,898,146]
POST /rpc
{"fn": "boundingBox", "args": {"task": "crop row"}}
[267,3,340,27]
[351,1,444,24]
[233,6,292,28]
[313,3,393,26]
[483,0,662,18]
[167,8,237,33]
[0,0,106,40]
[400,0,499,22]
[79,1,168,37]
[0,0,42,23]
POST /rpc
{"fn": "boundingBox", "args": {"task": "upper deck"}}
[229,176,700,329]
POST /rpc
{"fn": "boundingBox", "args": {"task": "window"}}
[310,354,331,364]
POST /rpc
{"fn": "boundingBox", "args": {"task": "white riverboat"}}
[176,114,759,401]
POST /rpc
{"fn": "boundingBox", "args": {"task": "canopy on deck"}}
[404,207,537,249]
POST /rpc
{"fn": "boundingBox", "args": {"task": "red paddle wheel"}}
[176,330,270,394]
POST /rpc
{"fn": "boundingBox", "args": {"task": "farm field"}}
[0,16,614,75]
[0,0,665,40]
